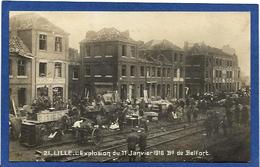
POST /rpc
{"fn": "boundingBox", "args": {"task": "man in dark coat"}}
[138,129,147,161]
[127,129,139,162]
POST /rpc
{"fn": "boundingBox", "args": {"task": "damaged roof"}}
[9,13,68,35]
[142,39,182,51]
[187,43,236,58]
[81,27,136,43]
[9,35,32,58]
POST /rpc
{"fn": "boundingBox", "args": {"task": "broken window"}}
[106,45,113,56]
[173,68,177,77]
[140,66,145,77]
[85,65,91,76]
[130,65,135,76]
[157,68,161,77]
[130,46,135,57]
[180,67,184,77]
[151,67,156,77]
[122,45,127,56]
[73,66,79,79]
[121,65,127,77]
[86,46,91,57]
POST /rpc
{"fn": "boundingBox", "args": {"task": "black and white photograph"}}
[8,11,251,162]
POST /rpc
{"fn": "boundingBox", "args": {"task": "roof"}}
[141,39,182,51]
[187,43,236,59]
[81,27,136,43]
[10,13,68,35]
[9,35,32,58]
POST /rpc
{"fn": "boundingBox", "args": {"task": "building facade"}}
[9,13,69,107]
[80,28,185,100]
[184,42,241,95]
[9,35,33,107]
[68,48,81,98]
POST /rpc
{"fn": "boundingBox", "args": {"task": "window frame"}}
[39,34,47,50]
[17,59,27,76]
[54,62,62,78]
[55,36,62,52]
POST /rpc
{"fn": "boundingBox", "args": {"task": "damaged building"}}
[184,42,241,95]
[80,28,185,100]
[9,13,69,107]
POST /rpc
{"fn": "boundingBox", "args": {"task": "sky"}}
[10,12,250,77]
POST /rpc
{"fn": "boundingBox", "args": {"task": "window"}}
[73,66,79,79]
[140,66,145,77]
[9,59,12,76]
[179,54,183,62]
[151,67,156,77]
[86,46,91,57]
[18,88,26,107]
[39,62,47,77]
[94,45,101,56]
[146,67,151,77]
[205,58,209,67]
[122,45,127,56]
[162,68,166,77]
[174,53,178,62]
[219,70,222,78]
[230,71,232,78]
[205,71,209,78]
[121,65,127,76]
[55,37,62,52]
[39,34,47,50]
[106,45,113,56]
[140,84,144,97]
[219,59,222,66]
[174,68,177,77]
[216,59,219,66]
[167,68,170,77]
[238,71,240,78]
[180,67,184,78]
[230,61,233,67]
[18,59,26,76]
[215,70,218,78]
[157,68,161,77]
[130,65,135,76]
[85,65,91,76]
[54,62,62,77]
[130,46,136,57]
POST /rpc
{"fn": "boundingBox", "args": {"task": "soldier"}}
[204,112,213,137]
[234,101,242,125]
[139,99,146,117]
[139,118,148,132]
[186,104,192,124]
[212,111,220,134]
[220,115,228,136]
[224,97,233,128]
[118,104,127,131]
[138,128,147,161]
[241,103,249,126]
[127,129,139,162]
